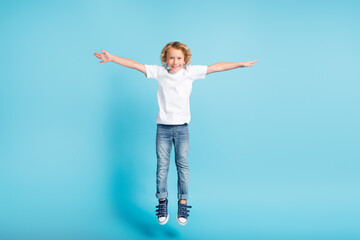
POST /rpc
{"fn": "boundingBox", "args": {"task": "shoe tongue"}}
[159,199,167,204]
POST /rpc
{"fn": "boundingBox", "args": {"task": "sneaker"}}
[177,201,192,226]
[156,199,169,225]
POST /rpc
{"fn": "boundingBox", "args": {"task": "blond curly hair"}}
[160,42,192,68]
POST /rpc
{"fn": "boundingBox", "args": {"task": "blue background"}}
[1,0,359,239]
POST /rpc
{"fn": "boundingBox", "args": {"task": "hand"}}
[243,60,258,67]
[93,48,112,63]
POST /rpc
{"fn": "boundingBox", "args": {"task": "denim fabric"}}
[156,123,189,200]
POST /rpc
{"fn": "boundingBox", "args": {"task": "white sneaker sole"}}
[158,214,169,225]
[176,214,188,226]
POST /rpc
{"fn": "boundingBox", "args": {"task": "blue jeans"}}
[156,123,189,200]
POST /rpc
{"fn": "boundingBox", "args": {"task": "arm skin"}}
[94,49,258,75]
[93,48,146,74]
[207,60,258,74]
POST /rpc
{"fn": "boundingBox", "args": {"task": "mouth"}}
[172,65,180,70]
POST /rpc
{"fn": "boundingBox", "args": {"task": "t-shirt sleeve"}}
[188,65,208,81]
[145,65,161,79]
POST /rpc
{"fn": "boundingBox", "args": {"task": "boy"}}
[94,42,257,225]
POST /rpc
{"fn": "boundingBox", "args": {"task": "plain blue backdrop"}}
[1,0,359,239]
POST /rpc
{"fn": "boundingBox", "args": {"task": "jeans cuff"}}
[156,192,168,199]
[178,193,188,200]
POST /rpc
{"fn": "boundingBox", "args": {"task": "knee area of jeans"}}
[175,158,188,165]
[157,163,170,169]
[176,164,189,170]
[175,155,188,160]
[157,155,170,161]
[175,151,189,158]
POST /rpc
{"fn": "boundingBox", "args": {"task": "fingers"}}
[247,60,258,67]
[94,52,104,59]
[94,50,108,63]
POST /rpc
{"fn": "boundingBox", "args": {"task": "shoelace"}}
[156,201,167,217]
[178,203,192,218]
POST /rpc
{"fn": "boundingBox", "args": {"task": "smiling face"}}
[165,47,186,73]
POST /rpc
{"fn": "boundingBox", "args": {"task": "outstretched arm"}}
[93,48,146,74]
[207,60,258,74]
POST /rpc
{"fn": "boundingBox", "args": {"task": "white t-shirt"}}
[145,65,208,125]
